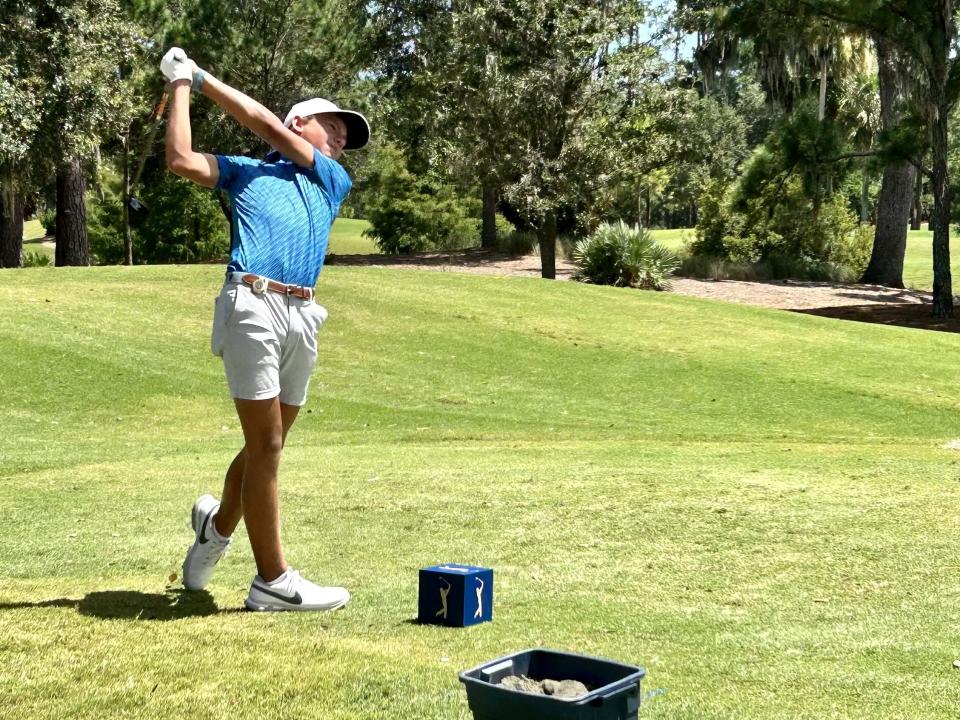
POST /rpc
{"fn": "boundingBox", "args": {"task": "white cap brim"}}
[282,97,370,150]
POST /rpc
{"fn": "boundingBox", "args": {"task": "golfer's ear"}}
[262,118,316,169]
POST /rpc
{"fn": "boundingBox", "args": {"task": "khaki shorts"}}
[211,281,328,406]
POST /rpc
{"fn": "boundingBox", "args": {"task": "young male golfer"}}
[160,47,369,611]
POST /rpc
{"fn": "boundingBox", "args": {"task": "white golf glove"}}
[160,47,193,83]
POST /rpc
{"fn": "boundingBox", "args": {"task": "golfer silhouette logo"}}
[474,577,484,618]
[436,577,451,619]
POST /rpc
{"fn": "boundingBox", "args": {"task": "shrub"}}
[690,106,869,282]
[678,254,762,282]
[573,221,680,290]
[690,180,739,258]
[529,233,579,261]
[692,174,871,281]
[135,174,230,263]
[22,250,52,268]
[359,144,480,254]
[558,234,578,261]
[39,208,56,237]
[496,229,537,255]
[87,191,126,265]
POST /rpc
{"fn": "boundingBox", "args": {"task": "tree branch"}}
[822,149,882,163]
[786,0,930,70]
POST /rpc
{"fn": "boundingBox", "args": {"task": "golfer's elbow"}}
[166,148,191,177]
[164,150,218,188]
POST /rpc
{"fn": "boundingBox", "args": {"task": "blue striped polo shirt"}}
[215,148,352,287]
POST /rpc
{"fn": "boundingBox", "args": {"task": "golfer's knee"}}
[245,431,284,460]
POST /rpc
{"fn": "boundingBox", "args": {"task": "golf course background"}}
[2,263,959,718]
[21,218,960,291]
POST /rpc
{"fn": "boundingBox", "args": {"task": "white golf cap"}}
[283,98,370,150]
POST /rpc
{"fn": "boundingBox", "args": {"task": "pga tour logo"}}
[436,576,485,620]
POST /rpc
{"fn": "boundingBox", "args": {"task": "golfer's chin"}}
[318,145,341,161]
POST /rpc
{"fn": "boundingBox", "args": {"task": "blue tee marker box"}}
[418,564,493,627]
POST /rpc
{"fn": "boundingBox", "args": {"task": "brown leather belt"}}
[237,273,314,301]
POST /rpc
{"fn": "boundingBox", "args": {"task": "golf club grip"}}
[153,93,169,121]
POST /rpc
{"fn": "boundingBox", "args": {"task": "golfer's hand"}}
[160,47,194,83]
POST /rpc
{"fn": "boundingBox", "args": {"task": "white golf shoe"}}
[182,494,232,591]
[245,568,350,612]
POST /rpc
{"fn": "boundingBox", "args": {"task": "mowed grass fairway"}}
[901,228,960,291]
[2,265,960,719]
[329,217,378,255]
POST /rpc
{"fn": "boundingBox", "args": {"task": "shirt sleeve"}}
[310,149,353,204]
[215,154,261,193]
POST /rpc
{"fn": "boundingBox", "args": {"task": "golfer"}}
[160,47,369,611]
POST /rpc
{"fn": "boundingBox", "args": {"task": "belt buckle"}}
[252,276,269,294]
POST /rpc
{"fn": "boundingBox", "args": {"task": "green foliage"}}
[81,161,227,265]
[694,172,871,281]
[178,0,372,157]
[359,144,479,254]
[86,192,126,266]
[39,208,56,237]
[573,221,680,290]
[496,229,538,255]
[21,249,52,267]
[135,175,229,263]
[5,0,141,167]
[0,59,42,164]
[689,179,735,257]
[692,101,869,282]
[83,163,126,264]
[371,0,655,242]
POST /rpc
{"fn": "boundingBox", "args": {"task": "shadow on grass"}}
[0,589,240,620]
[794,302,960,334]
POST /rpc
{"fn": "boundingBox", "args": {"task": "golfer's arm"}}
[198,72,315,168]
[165,80,219,188]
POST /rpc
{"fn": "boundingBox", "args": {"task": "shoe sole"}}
[243,597,350,612]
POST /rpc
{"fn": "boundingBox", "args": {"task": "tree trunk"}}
[818,55,828,121]
[539,211,556,279]
[481,185,497,249]
[0,177,24,268]
[910,168,922,230]
[860,173,870,223]
[861,161,913,286]
[930,103,952,318]
[929,5,954,319]
[123,134,133,265]
[860,37,913,287]
[55,157,89,266]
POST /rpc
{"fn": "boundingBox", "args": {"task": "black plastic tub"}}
[459,648,645,720]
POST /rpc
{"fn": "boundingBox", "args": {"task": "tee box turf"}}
[418,564,493,627]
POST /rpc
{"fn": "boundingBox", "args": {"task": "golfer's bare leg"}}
[214,450,246,537]
[230,396,301,582]
[215,403,301,538]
